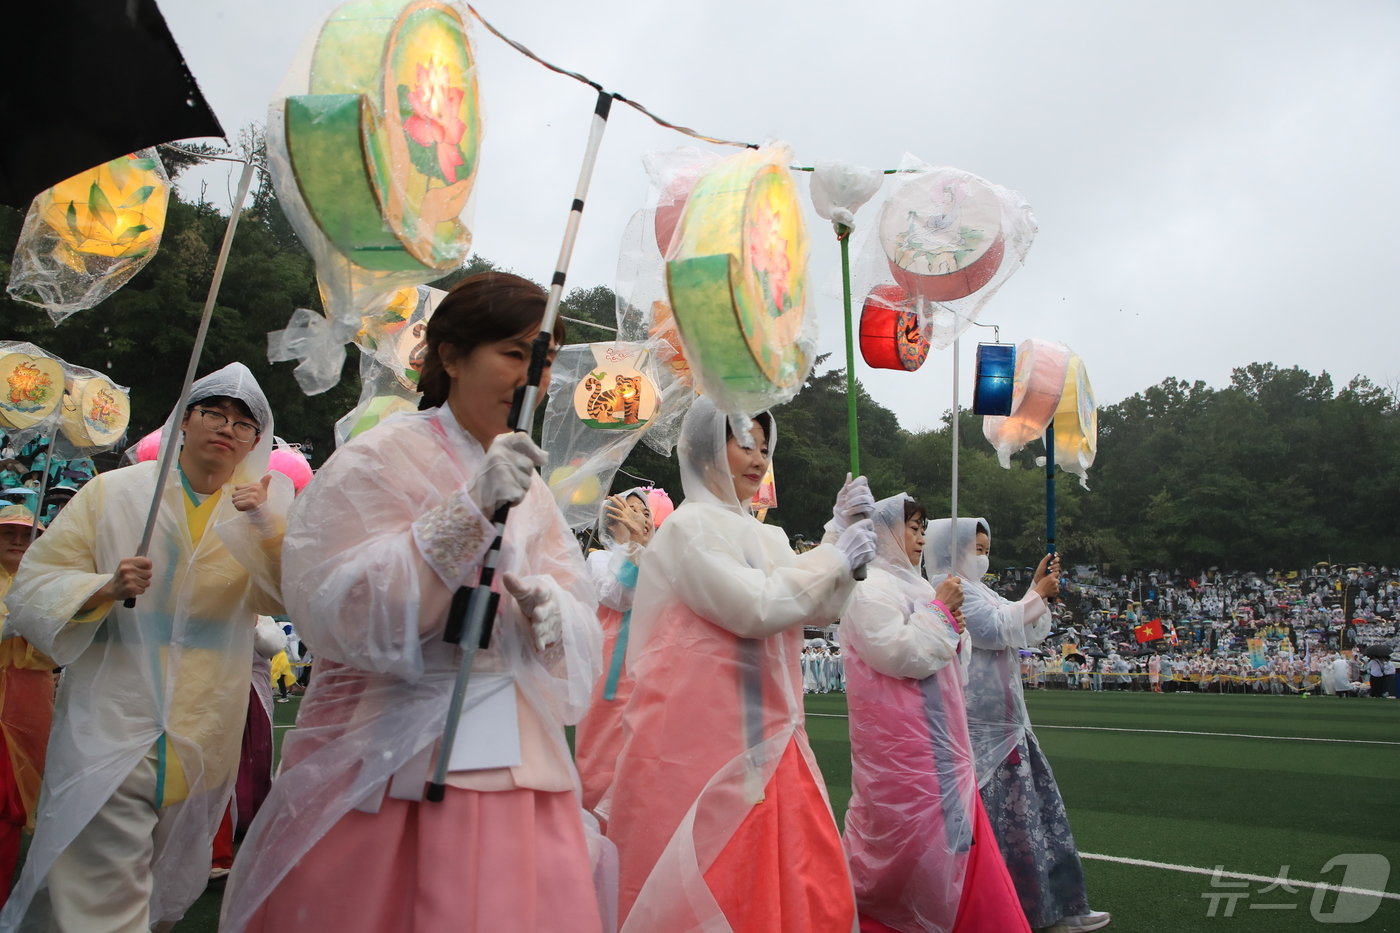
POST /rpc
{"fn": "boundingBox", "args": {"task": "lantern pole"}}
[1045,421,1056,556]
[124,156,258,607]
[428,87,616,802]
[950,335,960,572]
[27,431,59,543]
[838,224,859,477]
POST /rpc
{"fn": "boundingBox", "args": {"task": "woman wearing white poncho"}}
[841,496,1028,933]
[224,272,604,933]
[603,396,876,933]
[2,362,290,932]
[924,519,1109,933]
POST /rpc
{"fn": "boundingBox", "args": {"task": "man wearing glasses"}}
[2,363,291,933]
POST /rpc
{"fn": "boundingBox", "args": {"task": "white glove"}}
[468,433,547,513]
[831,474,875,534]
[503,572,563,651]
[834,519,877,573]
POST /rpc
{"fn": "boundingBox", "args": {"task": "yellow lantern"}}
[7,150,171,321]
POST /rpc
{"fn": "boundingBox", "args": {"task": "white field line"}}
[1078,852,1400,901]
[805,713,1400,746]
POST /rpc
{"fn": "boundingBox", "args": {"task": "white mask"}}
[971,554,990,578]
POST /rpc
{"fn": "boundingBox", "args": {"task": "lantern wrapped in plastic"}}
[58,368,131,451]
[664,144,815,425]
[0,343,66,448]
[7,150,171,322]
[858,283,930,371]
[981,339,1069,467]
[265,0,482,394]
[981,339,1098,486]
[1051,354,1097,485]
[972,342,1016,416]
[541,342,661,529]
[614,148,722,455]
[853,155,1036,353]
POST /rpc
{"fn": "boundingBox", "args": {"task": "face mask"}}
[971,555,990,578]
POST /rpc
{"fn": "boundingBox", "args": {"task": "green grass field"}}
[810,690,1400,932]
[168,690,1398,930]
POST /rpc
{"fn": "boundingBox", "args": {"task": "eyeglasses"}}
[193,407,260,443]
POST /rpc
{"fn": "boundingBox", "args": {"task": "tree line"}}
[3,154,1396,572]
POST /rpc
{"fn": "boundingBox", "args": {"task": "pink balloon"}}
[133,428,163,463]
[647,487,674,527]
[268,447,313,492]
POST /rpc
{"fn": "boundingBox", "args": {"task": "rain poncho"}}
[841,497,1027,933]
[924,518,1051,785]
[925,518,1090,928]
[221,402,603,932]
[2,362,289,930]
[603,396,858,933]
[576,489,647,817]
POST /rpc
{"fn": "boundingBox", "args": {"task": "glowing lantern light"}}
[7,150,171,321]
[858,283,930,372]
[972,342,1016,416]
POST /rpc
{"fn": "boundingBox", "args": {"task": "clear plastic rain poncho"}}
[924,517,1051,787]
[603,395,858,932]
[575,486,648,815]
[842,496,1030,933]
[263,0,481,395]
[220,402,602,932]
[852,154,1036,352]
[2,362,290,929]
[7,149,171,322]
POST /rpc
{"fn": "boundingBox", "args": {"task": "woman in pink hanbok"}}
[841,495,1029,933]
[603,396,877,933]
[223,272,605,933]
[575,489,652,820]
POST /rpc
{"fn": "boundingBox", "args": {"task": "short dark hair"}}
[723,411,772,445]
[418,271,568,408]
[903,498,927,524]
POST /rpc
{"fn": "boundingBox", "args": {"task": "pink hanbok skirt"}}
[243,786,603,933]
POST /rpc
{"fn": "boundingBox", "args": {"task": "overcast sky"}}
[160,0,1400,432]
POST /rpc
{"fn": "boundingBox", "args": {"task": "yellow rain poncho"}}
[0,363,291,930]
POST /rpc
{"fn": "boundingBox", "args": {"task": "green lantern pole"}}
[838,223,859,476]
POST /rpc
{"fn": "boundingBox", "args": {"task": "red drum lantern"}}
[858,284,930,371]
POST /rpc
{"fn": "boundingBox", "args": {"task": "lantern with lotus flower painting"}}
[7,150,170,321]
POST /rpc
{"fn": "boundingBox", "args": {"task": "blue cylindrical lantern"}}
[973,342,1016,416]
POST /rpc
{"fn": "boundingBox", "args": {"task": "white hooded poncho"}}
[924,517,1051,788]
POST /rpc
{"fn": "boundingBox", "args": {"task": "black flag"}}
[0,0,225,208]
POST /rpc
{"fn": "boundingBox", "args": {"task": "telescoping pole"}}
[427,88,615,802]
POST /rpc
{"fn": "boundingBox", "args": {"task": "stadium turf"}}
[170,690,1397,930]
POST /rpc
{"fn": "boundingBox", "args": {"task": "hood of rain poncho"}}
[923,516,988,584]
[676,395,775,514]
[167,362,276,486]
[869,494,924,587]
